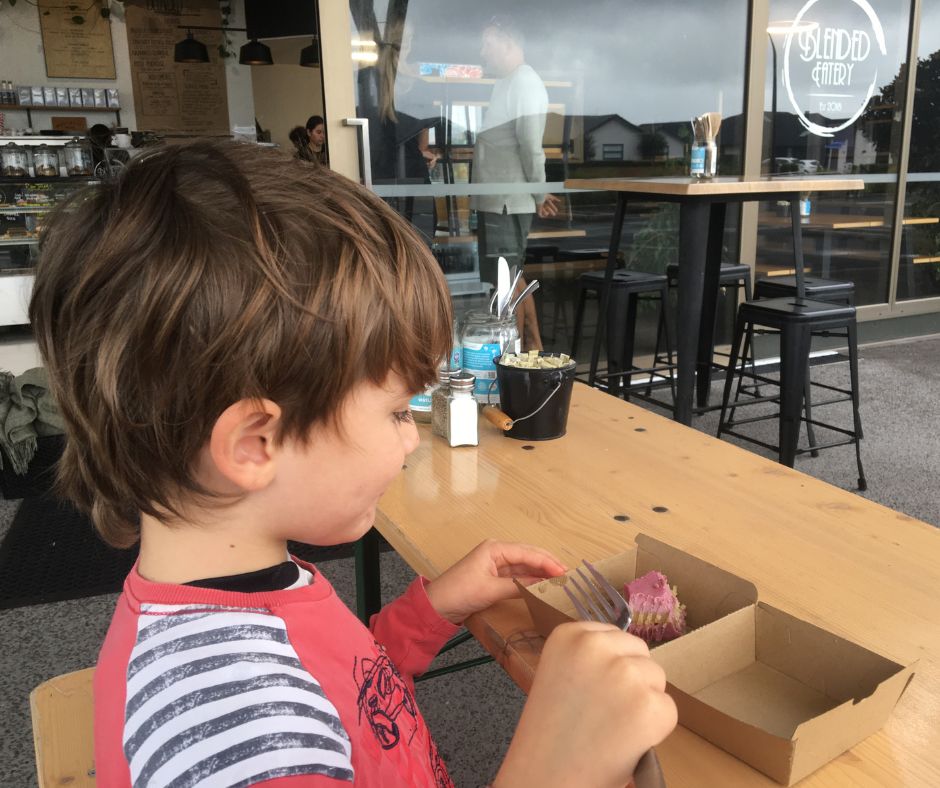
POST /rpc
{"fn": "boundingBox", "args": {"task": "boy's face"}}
[268,373,420,545]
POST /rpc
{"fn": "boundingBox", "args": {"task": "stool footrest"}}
[717,429,780,454]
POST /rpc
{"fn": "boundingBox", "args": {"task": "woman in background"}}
[304,115,328,166]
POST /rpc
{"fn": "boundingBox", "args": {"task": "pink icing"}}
[624,570,687,643]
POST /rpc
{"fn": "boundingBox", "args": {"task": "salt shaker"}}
[446,372,478,447]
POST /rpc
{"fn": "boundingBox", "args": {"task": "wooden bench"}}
[30,668,96,787]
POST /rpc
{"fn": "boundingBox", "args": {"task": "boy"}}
[30,141,675,787]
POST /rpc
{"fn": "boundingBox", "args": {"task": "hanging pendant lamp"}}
[174,30,209,64]
[239,39,273,65]
[300,37,320,67]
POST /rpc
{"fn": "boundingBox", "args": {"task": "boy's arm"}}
[369,540,565,681]
[369,576,461,681]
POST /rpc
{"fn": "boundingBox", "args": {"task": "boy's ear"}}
[208,399,283,491]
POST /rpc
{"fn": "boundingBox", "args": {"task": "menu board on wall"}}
[125,0,230,135]
[39,0,117,79]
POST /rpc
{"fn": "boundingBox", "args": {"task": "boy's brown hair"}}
[30,141,453,548]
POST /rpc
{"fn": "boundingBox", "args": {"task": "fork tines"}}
[563,560,632,629]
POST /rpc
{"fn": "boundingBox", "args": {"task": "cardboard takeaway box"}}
[519,535,917,785]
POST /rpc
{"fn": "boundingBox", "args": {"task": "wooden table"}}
[563,177,864,425]
[374,383,939,787]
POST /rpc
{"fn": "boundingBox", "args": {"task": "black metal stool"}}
[753,275,856,456]
[571,269,676,410]
[717,296,867,490]
[754,274,854,305]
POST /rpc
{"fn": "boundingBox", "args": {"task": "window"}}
[758,0,912,306]
[897,0,940,300]
[602,144,624,161]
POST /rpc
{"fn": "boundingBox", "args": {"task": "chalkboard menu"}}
[39,0,117,79]
[125,0,230,135]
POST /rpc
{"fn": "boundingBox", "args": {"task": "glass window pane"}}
[898,1,940,300]
[758,0,911,306]
[348,0,749,360]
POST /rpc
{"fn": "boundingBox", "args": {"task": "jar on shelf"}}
[1,142,29,177]
[459,310,520,405]
[63,138,93,177]
[33,145,60,178]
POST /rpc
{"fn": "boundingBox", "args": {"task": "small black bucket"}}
[495,353,577,441]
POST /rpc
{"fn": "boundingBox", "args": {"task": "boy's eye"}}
[393,410,414,424]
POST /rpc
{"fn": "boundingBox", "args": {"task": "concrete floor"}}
[1,335,938,786]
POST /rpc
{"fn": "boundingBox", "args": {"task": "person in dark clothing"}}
[304,115,329,166]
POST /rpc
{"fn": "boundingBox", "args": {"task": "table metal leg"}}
[676,202,711,425]
[354,528,382,624]
[695,202,727,409]
[589,194,627,387]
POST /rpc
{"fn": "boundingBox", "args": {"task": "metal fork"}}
[563,560,633,631]
[564,561,664,788]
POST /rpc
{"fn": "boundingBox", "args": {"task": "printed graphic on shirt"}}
[123,604,353,787]
[353,647,418,750]
[353,644,455,788]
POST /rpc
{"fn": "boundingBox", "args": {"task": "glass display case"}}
[0,136,97,326]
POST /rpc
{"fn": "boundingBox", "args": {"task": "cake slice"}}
[624,570,687,643]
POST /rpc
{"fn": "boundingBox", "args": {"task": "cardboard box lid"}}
[652,603,917,785]
[519,533,758,639]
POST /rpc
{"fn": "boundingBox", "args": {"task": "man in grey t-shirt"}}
[472,17,560,290]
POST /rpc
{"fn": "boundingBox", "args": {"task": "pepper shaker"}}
[431,367,452,439]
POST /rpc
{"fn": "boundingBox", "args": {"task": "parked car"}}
[798,159,820,174]
[762,156,801,174]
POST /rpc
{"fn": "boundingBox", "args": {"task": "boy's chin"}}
[306,509,377,547]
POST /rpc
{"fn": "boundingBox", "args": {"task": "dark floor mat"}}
[0,494,393,610]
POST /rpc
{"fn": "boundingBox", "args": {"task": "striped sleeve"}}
[122,604,353,787]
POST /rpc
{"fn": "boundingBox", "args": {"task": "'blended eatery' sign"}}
[782,0,888,137]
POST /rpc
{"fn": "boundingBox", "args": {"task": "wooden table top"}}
[564,176,865,198]
[375,383,939,787]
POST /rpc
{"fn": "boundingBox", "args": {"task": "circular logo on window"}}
[782,0,888,138]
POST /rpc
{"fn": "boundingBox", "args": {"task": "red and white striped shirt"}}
[94,558,459,787]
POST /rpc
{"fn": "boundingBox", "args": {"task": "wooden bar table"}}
[563,177,864,425]
[375,383,939,787]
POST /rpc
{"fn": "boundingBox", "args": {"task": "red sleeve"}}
[369,577,460,684]
[93,596,139,788]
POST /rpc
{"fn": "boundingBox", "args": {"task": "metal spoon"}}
[505,280,540,317]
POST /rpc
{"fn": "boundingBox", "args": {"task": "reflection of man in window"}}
[473,16,560,288]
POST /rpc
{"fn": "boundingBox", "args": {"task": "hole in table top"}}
[635,427,646,432]
[521,445,535,451]
[652,506,669,513]
[613,514,630,522]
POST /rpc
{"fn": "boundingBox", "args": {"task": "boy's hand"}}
[494,622,678,788]
[425,540,566,624]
